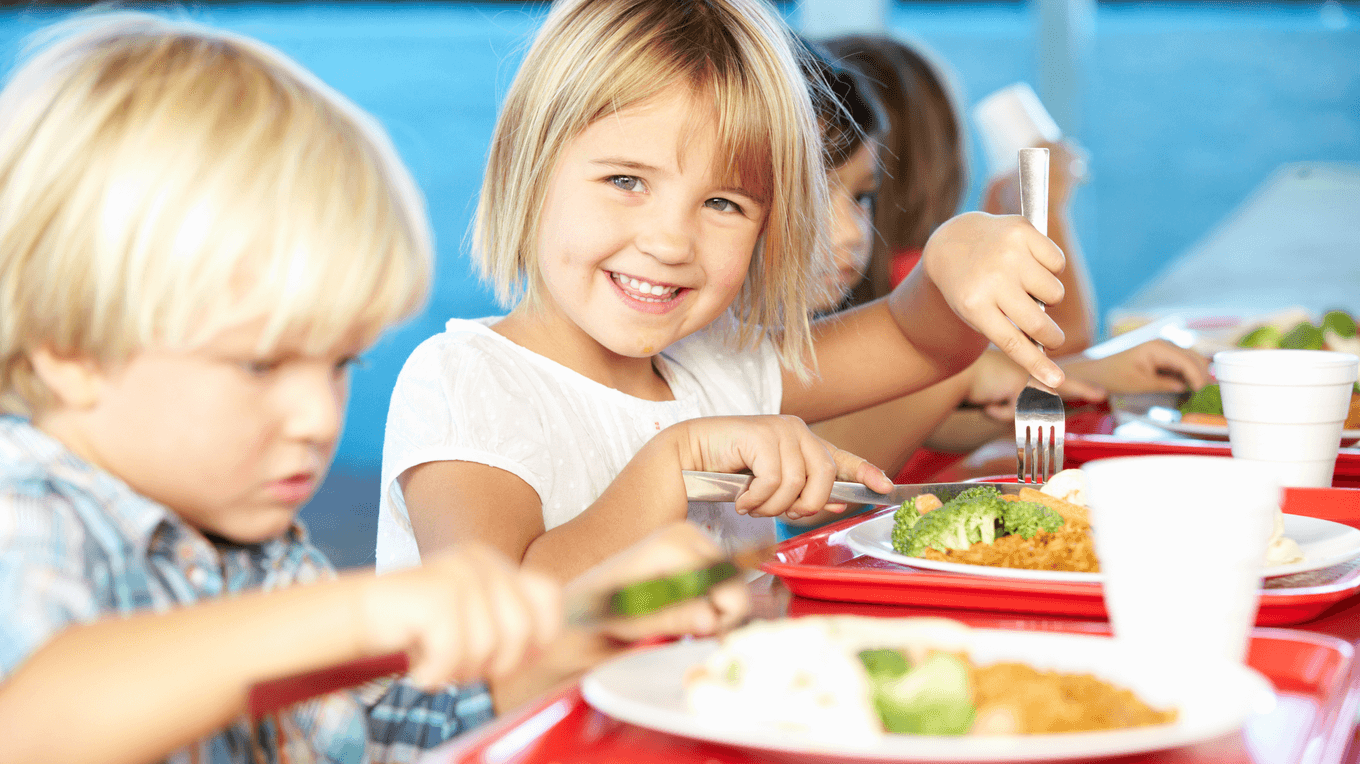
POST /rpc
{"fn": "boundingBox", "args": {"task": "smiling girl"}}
[378,0,1071,580]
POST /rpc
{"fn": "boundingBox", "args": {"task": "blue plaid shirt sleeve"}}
[359,677,495,763]
[0,483,101,676]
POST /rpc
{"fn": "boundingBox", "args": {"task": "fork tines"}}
[1015,384,1065,484]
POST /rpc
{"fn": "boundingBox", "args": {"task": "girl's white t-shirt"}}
[376,317,784,572]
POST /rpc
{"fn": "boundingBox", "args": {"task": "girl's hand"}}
[1060,340,1211,394]
[676,415,893,521]
[567,522,750,642]
[362,544,562,689]
[921,211,1066,388]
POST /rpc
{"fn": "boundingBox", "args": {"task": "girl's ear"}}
[28,347,103,409]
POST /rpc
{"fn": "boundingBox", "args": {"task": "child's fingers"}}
[829,446,893,493]
[982,316,1065,390]
[481,566,562,679]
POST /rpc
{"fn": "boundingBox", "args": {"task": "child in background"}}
[0,14,747,764]
[379,0,1074,581]
[808,34,1210,480]
[823,34,1098,351]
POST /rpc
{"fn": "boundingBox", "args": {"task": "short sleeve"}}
[0,484,100,676]
[377,330,558,571]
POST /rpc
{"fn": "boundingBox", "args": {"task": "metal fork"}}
[1014,147,1065,483]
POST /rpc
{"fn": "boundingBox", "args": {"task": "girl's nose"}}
[831,190,869,257]
[634,207,695,264]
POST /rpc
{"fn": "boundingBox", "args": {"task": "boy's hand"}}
[362,544,562,689]
[922,211,1067,388]
[566,523,751,642]
[676,415,893,521]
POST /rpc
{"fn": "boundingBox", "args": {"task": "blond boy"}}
[0,13,745,764]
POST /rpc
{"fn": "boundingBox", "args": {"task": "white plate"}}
[581,629,1275,762]
[843,513,1360,583]
[1109,392,1360,446]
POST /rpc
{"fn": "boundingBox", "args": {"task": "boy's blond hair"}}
[473,0,830,375]
[0,12,432,416]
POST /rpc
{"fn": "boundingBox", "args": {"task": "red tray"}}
[1065,434,1360,489]
[760,487,1360,625]
[420,626,1359,764]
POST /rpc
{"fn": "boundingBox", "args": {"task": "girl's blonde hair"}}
[0,11,433,416]
[474,0,829,374]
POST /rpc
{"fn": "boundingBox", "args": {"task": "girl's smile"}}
[497,84,766,395]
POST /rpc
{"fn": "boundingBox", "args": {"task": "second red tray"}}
[762,488,1360,625]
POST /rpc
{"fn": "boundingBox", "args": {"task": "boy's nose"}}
[281,370,345,446]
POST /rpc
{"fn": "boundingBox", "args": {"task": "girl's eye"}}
[608,175,642,192]
[705,197,744,214]
[334,356,364,376]
[856,192,877,212]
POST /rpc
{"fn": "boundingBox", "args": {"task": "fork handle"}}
[1018,147,1051,353]
[1019,147,1049,237]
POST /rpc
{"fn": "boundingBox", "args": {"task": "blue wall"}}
[2,2,1355,565]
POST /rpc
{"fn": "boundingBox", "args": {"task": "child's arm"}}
[785,210,1066,426]
[401,414,893,582]
[0,546,560,764]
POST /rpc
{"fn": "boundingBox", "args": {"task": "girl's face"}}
[531,85,767,361]
[818,139,880,312]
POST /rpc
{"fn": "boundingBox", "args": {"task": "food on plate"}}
[1265,507,1304,565]
[891,476,1099,573]
[683,616,1178,738]
[1236,309,1359,355]
[1179,381,1360,429]
[890,486,1065,558]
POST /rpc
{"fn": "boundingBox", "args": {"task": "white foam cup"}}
[1084,455,1280,664]
[1214,349,1359,488]
[972,82,1062,178]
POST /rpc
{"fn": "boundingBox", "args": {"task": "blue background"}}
[3,2,1355,566]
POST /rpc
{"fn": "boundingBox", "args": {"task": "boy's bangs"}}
[178,142,429,356]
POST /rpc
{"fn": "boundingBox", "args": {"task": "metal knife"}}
[683,470,1023,507]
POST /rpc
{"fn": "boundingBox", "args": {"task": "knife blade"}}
[682,470,1024,507]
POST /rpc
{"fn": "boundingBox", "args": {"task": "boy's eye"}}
[608,175,642,192]
[241,359,281,376]
[704,197,744,215]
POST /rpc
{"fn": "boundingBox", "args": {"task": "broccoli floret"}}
[890,498,923,552]
[891,487,1006,557]
[866,651,975,735]
[1180,383,1223,416]
[858,648,910,681]
[1000,500,1065,539]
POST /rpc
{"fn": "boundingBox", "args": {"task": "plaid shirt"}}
[0,415,494,763]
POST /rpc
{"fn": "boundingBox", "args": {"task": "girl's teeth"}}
[616,273,676,298]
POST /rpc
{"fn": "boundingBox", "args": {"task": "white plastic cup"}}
[1084,455,1280,664]
[1214,349,1359,488]
[971,82,1062,178]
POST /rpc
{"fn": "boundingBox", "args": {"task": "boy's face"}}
[52,318,361,544]
[531,85,767,362]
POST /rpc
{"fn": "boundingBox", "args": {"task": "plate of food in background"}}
[842,470,1360,581]
[581,615,1274,762]
[1111,386,1360,447]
